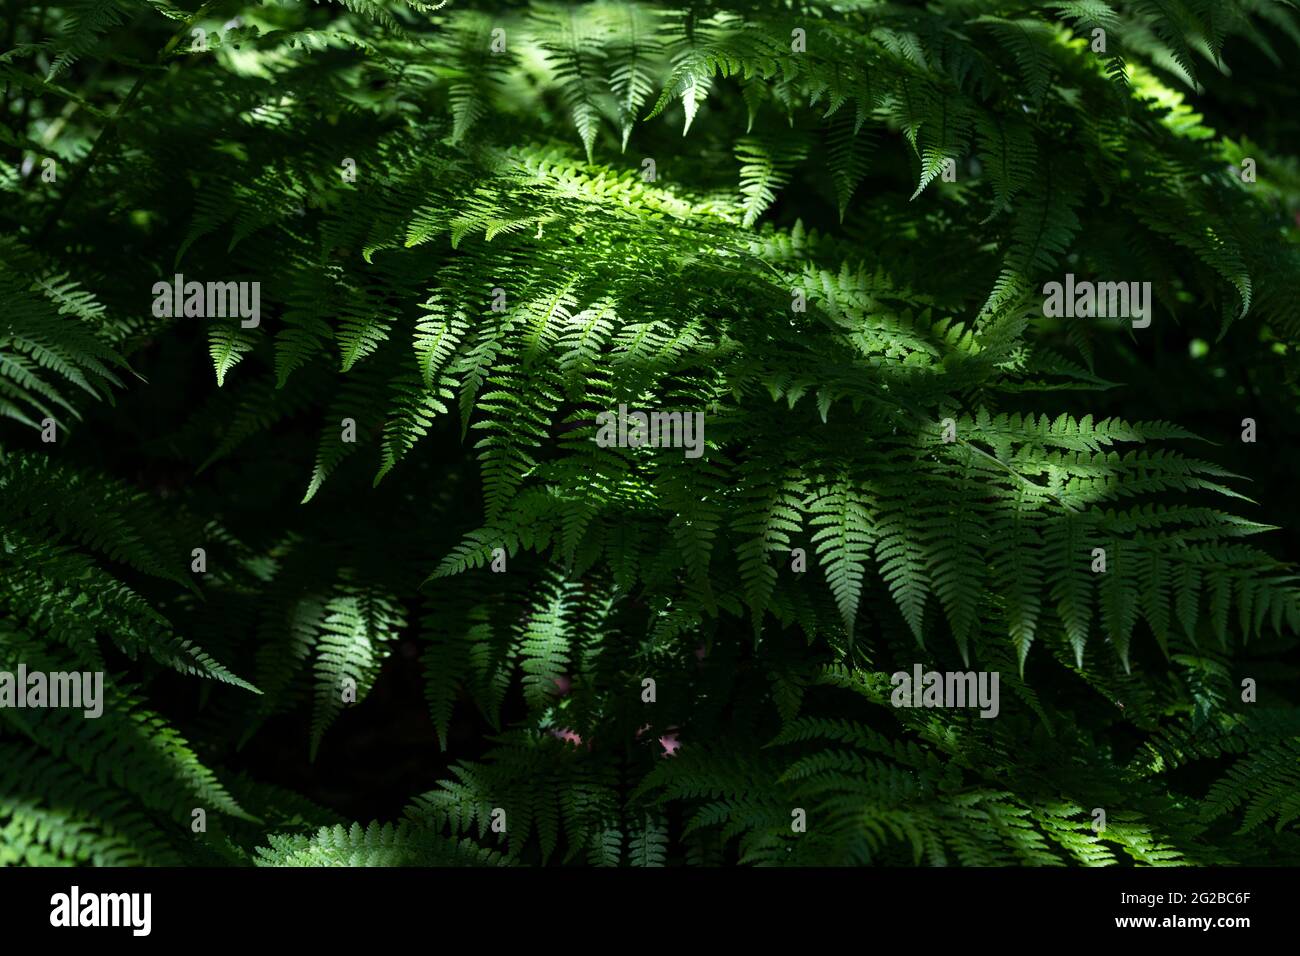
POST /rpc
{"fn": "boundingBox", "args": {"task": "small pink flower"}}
[551,727,583,747]
[659,732,681,757]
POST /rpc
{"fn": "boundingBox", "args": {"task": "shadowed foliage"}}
[1,0,1299,866]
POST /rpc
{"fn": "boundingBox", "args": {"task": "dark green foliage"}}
[1,0,1299,866]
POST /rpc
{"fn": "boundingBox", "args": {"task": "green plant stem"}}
[38,1,214,240]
